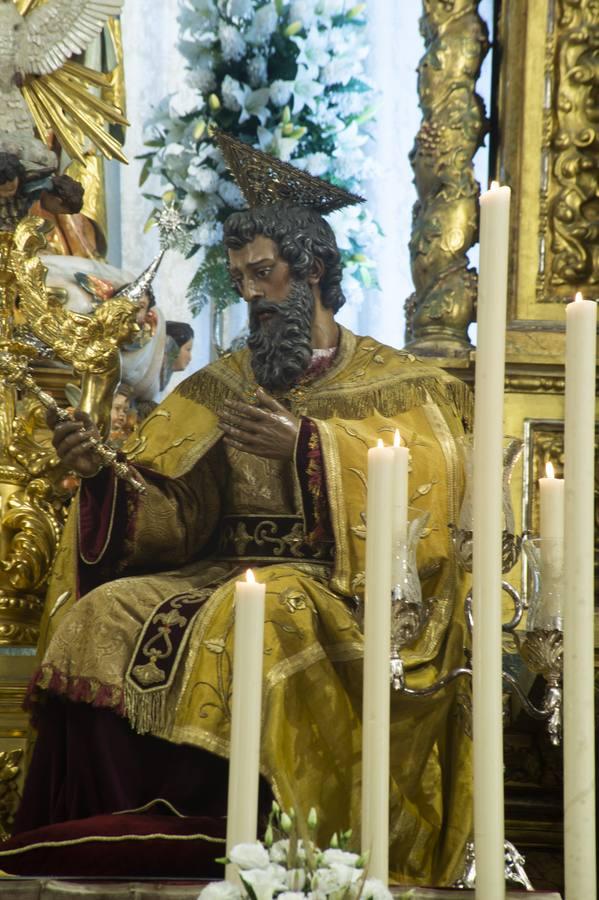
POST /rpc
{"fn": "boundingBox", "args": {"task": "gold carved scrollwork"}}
[406,0,489,356]
[2,478,63,593]
[539,0,599,301]
[0,748,23,840]
[11,216,138,437]
[0,218,138,644]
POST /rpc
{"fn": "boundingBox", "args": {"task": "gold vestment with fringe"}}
[35,327,473,885]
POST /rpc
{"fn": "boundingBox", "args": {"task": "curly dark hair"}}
[166,320,194,347]
[0,152,26,187]
[223,204,345,313]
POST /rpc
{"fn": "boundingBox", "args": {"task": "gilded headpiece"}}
[211,127,364,214]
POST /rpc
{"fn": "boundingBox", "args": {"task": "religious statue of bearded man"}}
[14,134,474,886]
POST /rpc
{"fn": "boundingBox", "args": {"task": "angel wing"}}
[17,0,123,77]
[11,216,139,375]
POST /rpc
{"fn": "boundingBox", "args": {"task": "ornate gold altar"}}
[0,0,129,837]
[407,0,597,891]
[0,2,595,889]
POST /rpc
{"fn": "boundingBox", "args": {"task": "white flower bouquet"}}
[198,804,392,900]
[142,0,380,324]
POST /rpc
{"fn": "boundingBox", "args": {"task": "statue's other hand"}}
[47,408,103,478]
[219,388,299,461]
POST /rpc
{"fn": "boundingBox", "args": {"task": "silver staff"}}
[0,351,146,494]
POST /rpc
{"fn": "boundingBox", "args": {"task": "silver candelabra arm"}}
[390,573,562,747]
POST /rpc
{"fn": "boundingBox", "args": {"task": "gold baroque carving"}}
[0,748,23,840]
[0,218,138,644]
[405,0,489,356]
[538,0,599,301]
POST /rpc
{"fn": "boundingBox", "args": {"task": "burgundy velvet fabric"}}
[15,698,236,834]
[0,812,225,878]
[11,698,272,877]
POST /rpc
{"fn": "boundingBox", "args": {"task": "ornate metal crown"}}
[211,127,364,214]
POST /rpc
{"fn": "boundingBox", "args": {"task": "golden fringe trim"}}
[0,832,225,859]
[177,366,473,431]
[123,681,172,736]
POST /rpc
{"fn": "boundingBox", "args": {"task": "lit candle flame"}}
[393,429,402,448]
[545,461,555,479]
[574,291,584,303]
[245,568,255,583]
[490,180,500,191]
[377,438,384,448]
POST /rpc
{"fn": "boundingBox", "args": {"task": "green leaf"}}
[138,157,152,187]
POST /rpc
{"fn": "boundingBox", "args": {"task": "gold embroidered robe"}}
[35,327,473,885]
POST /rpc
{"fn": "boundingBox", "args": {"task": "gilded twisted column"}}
[405,0,489,356]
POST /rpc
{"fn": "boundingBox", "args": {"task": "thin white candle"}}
[538,462,565,621]
[391,429,409,586]
[226,568,266,883]
[361,437,393,883]
[563,291,597,900]
[472,180,511,900]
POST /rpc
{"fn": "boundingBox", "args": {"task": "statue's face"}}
[227,235,314,392]
[0,177,19,200]
[227,236,292,313]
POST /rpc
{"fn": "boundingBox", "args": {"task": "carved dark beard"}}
[247,279,314,392]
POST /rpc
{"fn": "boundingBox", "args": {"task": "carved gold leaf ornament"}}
[537,0,599,299]
[0,748,23,840]
[1,478,63,592]
[11,217,139,375]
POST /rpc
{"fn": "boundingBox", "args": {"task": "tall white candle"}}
[563,291,597,900]
[362,438,394,883]
[391,429,409,586]
[472,180,511,900]
[226,568,266,883]
[538,462,565,621]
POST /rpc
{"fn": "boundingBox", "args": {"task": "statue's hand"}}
[219,388,299,461]
[47,408,103,478]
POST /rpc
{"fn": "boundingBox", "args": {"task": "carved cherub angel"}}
[0,0,125,169]
[12,216,139,374]
[11,215,139,440]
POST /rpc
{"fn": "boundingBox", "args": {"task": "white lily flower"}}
[284,867,307,891]
[229,841,271,870]
[292,27,330,70]
[246,2,278,44]
[218,179,245,209]
[293,152,330,177]
[220,0,255,19]
[218,21,247,61]
[239,865,288,900]
[197,880,243,900]
[257,125,298,162]
[221,75,243,111]
[320,848,361,867]
[289,0,317,27]
[247,54,268,87]
[269,80,294,107]
[292,65,325,115]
